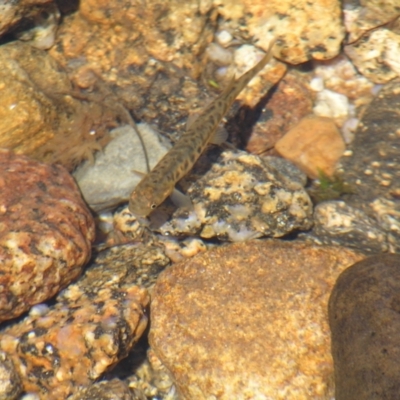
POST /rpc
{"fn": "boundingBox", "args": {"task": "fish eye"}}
[151,204,157,209]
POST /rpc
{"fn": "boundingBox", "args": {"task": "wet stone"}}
[0,351,22,400]
[337,79,400,251]
[309,201,389,254]
[221,0,345,64]
[0,150,95,323]
[0,241,166,399]
[345,29,400,84]
[70,378,133,400]
[150,239,364,399]
[344,0,400,43]
[329,254,400,400]
[243,71,313,155]
[275,115,345,179]
[0,0,54,38]
[74,123,171,212]
[159,150,313,241]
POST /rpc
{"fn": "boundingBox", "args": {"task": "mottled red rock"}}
[150,240,364,400]
[244,72,314,155]
[0,243,150,399]
[275,115,346,178]
[0,150,95,322]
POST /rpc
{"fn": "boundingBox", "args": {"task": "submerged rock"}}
[337,79,400,252]
[150,240,364,399]
[70,378,133,400]
[329,254,400,400]
[159,150,313,241]
[0,150,95,323]
[0,242,160,399]
[74,124,171,212]
[275,115,345,178]
[0,351,22,400]
[310,201,389,254]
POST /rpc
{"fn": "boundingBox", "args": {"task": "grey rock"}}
[263,155,308,187]
[74,124,171,212]
[159,150,313,241]
[309,200,388,254]
[337,79,400,252]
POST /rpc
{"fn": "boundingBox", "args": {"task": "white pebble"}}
[234,45,265,76]
[309,77,324,92]
[29,303,50,317]
[341,117,359,143]
[313,89,349,119]
[206,43,233,66]
[215,30,233,47]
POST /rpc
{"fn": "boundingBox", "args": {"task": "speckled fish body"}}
[129,40,276,218]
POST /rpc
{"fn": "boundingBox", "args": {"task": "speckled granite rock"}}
[0,351,22,400]
[150,240,364,400]
[345,29,400,84]
[70,378,133,400]
[0,150,95,323]
[310,201,389,254]
[0,241,164,399]
[218,0,345,64]
[343,0,400,43]
[337,79,400,252]
[158,150,313,241]
[275,115,345,178]
[329,254,400,400]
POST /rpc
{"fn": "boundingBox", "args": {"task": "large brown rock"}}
[329,254,400,400]
[150,240,364,399]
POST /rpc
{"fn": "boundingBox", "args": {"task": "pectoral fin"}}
[210,126,228,145]
[132,169,147,178]
[170,187,193,210]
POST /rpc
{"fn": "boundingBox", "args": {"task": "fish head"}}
[128,187,157,218]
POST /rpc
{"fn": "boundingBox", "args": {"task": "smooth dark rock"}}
[337,80,400,252]
[329,254,400,400]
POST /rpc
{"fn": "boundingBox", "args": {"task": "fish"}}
[129,39,276,218]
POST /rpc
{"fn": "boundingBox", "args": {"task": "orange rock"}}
[275,115,346,178]
[150,240,364,400]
